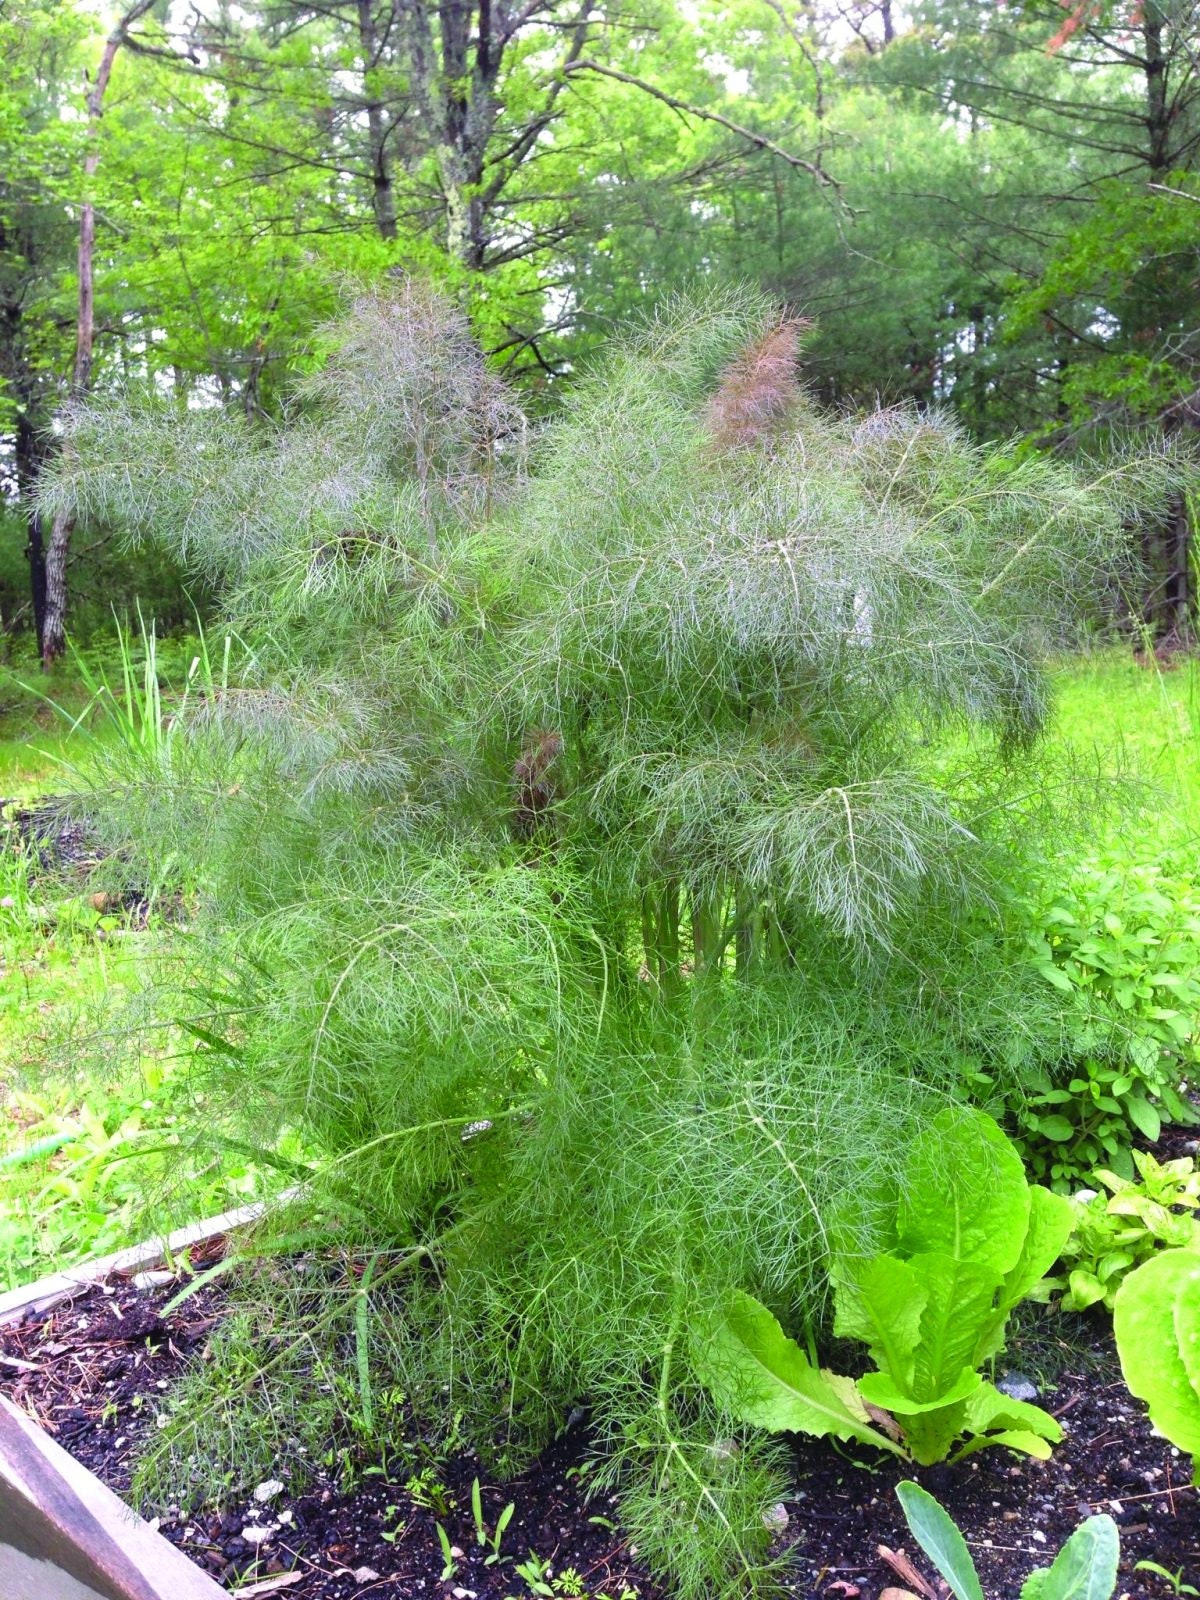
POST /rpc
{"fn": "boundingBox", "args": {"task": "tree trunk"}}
[25,513,47,648]
[436,0,490,270]
[1142,0,1170,174]
[41,0,156,668]
[12,386,48,650]
[356,0,398,240]
[1164,492,1192,641]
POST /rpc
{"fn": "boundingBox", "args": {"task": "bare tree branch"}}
[563,59,838,187]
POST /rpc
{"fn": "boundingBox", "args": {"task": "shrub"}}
[1014,857,1200,1187]
[38,280,1176,1596]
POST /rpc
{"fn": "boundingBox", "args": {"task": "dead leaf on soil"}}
[880,1590,922,1600]
[878,1544,938,1600]
[229,1574,304,1597]
[865,1404,904,1442]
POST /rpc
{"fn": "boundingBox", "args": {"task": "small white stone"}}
[449,1546,465,1560]
[354,1570,381,1584]
[1031,1531,1047,1544]
[242,1523,277,1544]
[254,1478,285,1502]
[131,1269,176,1290]
[761,1502,790,1532]
[279,1509,294,1525]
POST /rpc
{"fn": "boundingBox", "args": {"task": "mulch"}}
[784,1345,1198,1599]
[0,1256,653,1600]
[1,1249,1197,1600]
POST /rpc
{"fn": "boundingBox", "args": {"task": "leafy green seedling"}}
[895,1479,1120,1600]
[1135,1560,1200,1597]
[471,1476,515,1563]
[895,1480,983,1600]
[436,1522,457,1581]
[515,1551,557,1597]
[406,1467,453,1517]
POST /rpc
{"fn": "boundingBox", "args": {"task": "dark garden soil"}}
[0,1251,657,1600]
[2,1244,1198,1600]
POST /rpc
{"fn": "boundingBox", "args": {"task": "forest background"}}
[1,0,1198,661]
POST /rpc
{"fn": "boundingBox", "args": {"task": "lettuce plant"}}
[895,1479,1119,1600]
[695,1108,1072,1464]
[1113,1247,1200,1479]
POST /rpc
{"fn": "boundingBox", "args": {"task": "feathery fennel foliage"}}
[38,281,1174,1596]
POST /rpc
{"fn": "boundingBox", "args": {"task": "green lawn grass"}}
[0,639,260,1290]
[1052,647,1200,846]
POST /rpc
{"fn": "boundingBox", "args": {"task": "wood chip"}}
[230,1573,305,1596]
[0,1354,40,1373]
[877,1545,937,1600]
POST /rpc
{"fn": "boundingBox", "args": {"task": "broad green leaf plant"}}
[1114,1248,1200,1480]
[695,1109,1072,1464]
[895,1479,1120,1600]
[1033,1150,1200,1312]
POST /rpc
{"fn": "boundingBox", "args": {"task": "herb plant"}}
[1033,1150,1200,1312]
[39,281,1175,1597]
[1016,858,1200,1187]
[695,1108,1071,1464]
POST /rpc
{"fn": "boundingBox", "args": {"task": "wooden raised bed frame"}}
[0,1201,269,1600]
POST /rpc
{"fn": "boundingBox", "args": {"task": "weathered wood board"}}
[0,1197,305,1594]
[0,1393,226,1598]
[0,1196,285,1327]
